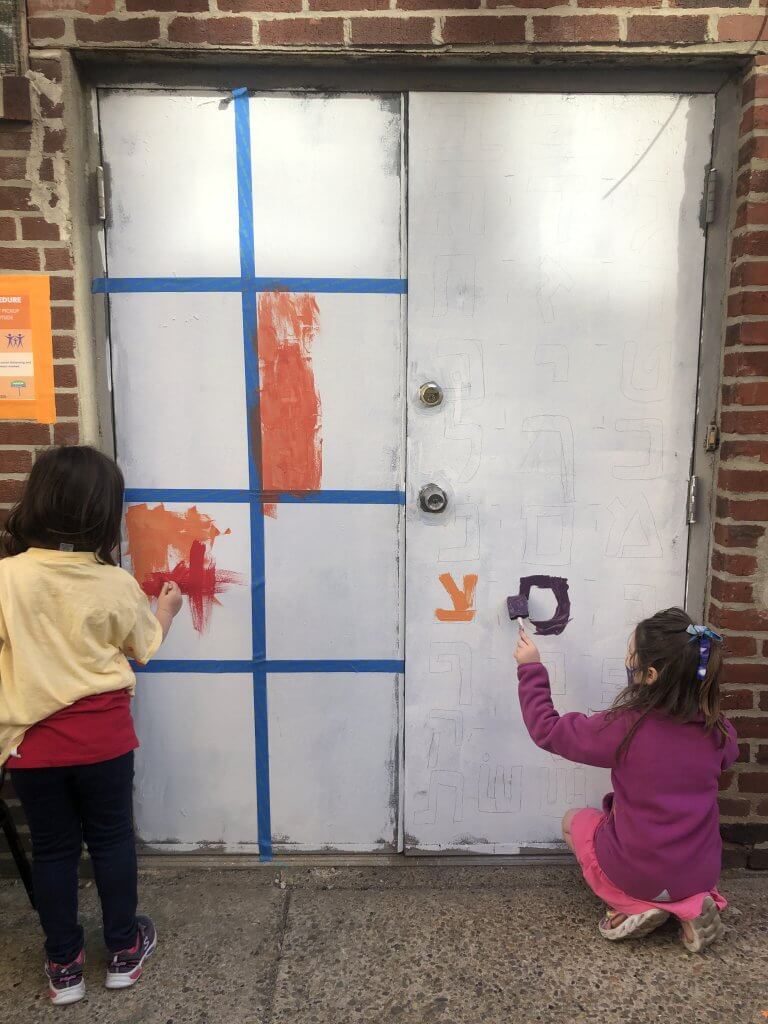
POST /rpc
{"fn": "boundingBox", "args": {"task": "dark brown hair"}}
[609,606,727,758]
[1,446,124,566]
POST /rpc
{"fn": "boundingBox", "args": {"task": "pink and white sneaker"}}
[45,948,86,1005]
[105,916,157,989]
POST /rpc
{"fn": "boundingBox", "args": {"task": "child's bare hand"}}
[515,626,541,666]
[157,581,183,618]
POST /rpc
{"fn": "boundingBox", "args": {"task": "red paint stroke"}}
[142,539,242,635]
[124,503,241,636]
[257,292,322,517]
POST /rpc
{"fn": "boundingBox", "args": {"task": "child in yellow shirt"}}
[0,445,182,1005]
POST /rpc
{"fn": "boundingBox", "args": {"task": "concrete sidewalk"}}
[1,864,766,1024]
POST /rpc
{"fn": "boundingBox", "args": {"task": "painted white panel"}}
[111,293,249,491]
[269,673,399,850]
[122,501,253,661]
[404,93,714,852]
[293,293,404,490]
[100,90,240,278]
[265,504,402,661]
[133,673,258,849]
[250,95,402,278]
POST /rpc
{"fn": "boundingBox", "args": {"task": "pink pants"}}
[570,808,727,922]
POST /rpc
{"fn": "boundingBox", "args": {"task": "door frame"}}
[80,63,737,857]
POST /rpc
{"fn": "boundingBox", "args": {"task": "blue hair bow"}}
[686,624,723,681]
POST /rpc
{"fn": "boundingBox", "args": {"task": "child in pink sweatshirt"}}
[515,606,738,953]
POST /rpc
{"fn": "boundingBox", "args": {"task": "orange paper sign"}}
[0,275,55,423]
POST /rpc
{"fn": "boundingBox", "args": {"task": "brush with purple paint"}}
[507,594,530,632]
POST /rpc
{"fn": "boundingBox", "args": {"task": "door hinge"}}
[705,168,717,226]
[704,421,720,453]
[95,165,106,222]
[686,475,699,525]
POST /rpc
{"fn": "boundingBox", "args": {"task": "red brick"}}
[730,716,768,739]
[736,202,768,229]
[0,127,32,153]
[721,689,755,711]
[722,634,758,657]
[0,219,16,241]
[53,363,77,388]
[168,16,253,44]
[762,691,768,712]
[0,423,49,445]
[713,602,768,630]
[724,663,768,686]
[52,333,75,358]
[127,0,207,9]
[0,450,33,474]
[729,291,768,317]
[739,136,768,169]
[738,771,768,793]
[716,495,768,521]
[39,158,55,183]
[0,479,25,503]
[724,350,768,378]
[764,640,768,658]
[719,797,751,817]
[28,0,114,12]
[20,217,60,242]
[719,770,735,792]
[222,0,301,9]
[0,187,32,212]
[74,16,161,43]
[732,230,768,262]
[259,17,344,44]
[50,278,74,302]
[740,104,768,138]
[712,549,758,576]
[726,322,768,347]
[401,0,479,8]
[749,848,768,868]
[723,381,768,406]
[626,14,708,42]
[54,421,80,446]
[721,845,748,867]
[0,156,28,181]
[29,58,63,83]
[742,74,768,107]
[43,128,66,154]
[55,393,78,417]
[577,0,660,6]
[718,468,768,492]
[40,94,65,119]
[738,168,768,197]
[27,17,66,41]
[732,260,768,286]
[489,0,558,7]
[719,14,768,43]
[757,744,768,764]
[0,247,40,271]
[532,15,618,42]
[711,576,753,603]
[51,307,75,331]
[44,248,73,272]
[739,742,752,763]
[714,522,765,548]
[350,16,434,44]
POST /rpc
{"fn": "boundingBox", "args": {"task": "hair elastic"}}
[686,624,723,682]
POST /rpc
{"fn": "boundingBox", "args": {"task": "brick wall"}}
[1,1,767,865]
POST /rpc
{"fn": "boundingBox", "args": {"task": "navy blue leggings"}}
[11,752,138,963]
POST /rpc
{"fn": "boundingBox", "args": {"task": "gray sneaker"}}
[105,916,157,989]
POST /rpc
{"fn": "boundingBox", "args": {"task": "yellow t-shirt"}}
[0,548,163,767]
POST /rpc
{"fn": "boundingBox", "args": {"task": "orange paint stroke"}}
[435,573,478,622]
[257,292,322,517]
[124,503,240,634]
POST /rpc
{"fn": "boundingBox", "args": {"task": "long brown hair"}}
[1,446,124,566]
[609,606,727,758]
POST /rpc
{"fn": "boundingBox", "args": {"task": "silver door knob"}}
[419,484,448,514]
[419,382,444,407]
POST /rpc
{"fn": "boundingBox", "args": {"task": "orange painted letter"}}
[435,573,478,622]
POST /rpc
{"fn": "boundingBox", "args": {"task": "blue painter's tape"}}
[123,488,406,506]
[253,666,272,861]
[134,659,405,674]
[92,276,407,295]
[124,489,252,504]
[265,660,405,674]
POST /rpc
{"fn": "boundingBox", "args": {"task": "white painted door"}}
[98,90,405,855]
[403,93,715,853]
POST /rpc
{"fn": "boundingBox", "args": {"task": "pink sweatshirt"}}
[518,662,739,902]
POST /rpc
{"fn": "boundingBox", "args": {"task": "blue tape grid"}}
[98,88,408,861]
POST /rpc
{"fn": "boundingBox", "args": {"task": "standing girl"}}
[515,606,738,952]
[0,446,182,1004]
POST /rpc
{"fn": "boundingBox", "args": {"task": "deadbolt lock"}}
[419,382,444,408]
[419,484,448,514]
